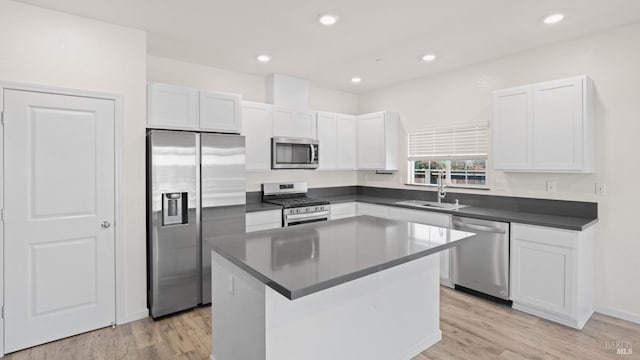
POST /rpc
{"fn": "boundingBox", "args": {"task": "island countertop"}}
[211,215,474,300]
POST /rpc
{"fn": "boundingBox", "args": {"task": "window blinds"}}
[408,121,489,160]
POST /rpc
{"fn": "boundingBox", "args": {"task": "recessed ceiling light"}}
[319,14,339,26]
[256,54,271,63]
[543,13,564,25]
[422,54,437,62]
[351,77,362,84]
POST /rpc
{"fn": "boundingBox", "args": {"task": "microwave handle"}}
[310,144,316,163]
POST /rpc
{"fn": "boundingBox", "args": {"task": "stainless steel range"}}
[262,182,331,227]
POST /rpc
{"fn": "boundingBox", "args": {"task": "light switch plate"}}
[596,183,607,195]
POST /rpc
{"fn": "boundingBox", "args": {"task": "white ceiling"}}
[15,0,640,93]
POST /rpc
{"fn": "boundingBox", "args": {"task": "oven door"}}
[272,137,319,169]
[284,210,330,227]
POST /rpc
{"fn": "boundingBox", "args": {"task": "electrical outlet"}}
[596,183,607,195]
[546,180,556,192]
[495,179,506,191]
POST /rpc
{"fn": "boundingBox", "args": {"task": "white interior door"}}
[3,89,115,353]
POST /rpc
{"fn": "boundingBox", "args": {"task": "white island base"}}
[210,251,442,360]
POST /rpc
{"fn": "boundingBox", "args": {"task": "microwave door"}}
[291,144,310,164]
[276,143,293,164]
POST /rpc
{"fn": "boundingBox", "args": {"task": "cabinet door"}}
[294,111,316,139]
[316,112,337,169]
[532,78,583,170]
[387,207,452,285]
[329,202,357,220]
[510,224,576,317]
[199,91,242,133]
[357,112,386,169]
[336,115,357,169]
[492,86,532,170]
[148,83,198,129]
[246,210,282,232]
[356,203,389,218]
[272,108,295,137]
[242,102,272,171]
[272,108,316,138]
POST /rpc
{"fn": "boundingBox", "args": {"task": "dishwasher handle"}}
[451,219,507,234]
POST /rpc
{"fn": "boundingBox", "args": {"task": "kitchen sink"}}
[394,199,468,210]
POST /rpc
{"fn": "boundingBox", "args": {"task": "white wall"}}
[0,1,148,323]
[358,22,640,320]
[147,56,359,191]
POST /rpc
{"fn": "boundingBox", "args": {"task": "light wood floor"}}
[5,287,639,359]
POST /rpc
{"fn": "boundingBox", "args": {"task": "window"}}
[408,122,489,188]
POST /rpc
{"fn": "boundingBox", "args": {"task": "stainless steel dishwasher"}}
[451,216,510,301]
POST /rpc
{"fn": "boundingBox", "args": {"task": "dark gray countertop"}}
[211,215,474,300]
[245,191,597,231]
[315,195,597,231]
[246,201,282,213]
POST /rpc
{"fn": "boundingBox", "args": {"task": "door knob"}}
[101,221,111,229]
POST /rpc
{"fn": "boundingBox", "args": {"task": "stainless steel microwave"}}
[271,137,319,169]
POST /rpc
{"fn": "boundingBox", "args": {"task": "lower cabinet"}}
[329,202,357,220]
[355,203,390,218]
[387,207,453,288]
[510,223,594,329]
[246,210,282,232]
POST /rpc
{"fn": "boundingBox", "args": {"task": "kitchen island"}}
[209,215,474,360]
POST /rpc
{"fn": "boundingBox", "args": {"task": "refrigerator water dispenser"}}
[162,192,188,226]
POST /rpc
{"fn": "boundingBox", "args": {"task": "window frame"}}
[407,121,490,190]
[407,158,490,190]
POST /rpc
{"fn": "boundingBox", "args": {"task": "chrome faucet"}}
[437,170,446,203]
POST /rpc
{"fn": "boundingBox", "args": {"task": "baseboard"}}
[595,305,640,325]
[119,308,149,325]
[403,330,442,360]
[512,302,588,329]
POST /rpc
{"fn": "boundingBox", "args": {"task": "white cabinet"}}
[356,203,389,218]
[246,210,282,232]
[147,83,198,129]
[242,101,272,171]
[510,223,594,329]
[492,86,532,169]
[329,202,357,220]
[272,107,316,139]
[316,112,357,170]
[148,83,243,133]
[199,91,242,133]
[357,111,399,171]
[336,115,357,169]
[387,207,453,287]
[492,75,594,172]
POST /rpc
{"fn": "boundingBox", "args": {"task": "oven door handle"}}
[286,210,330,221]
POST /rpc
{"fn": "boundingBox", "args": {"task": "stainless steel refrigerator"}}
[147,129,246,318]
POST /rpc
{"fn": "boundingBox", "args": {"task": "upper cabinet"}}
[148,83,198,129]
[199,91,242,133]
[242,101,272,171]
[492,76,594,172]
[272,107,316,139]
[317,112,357,170]
[147,83,242,134]
[357,111,399,171]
